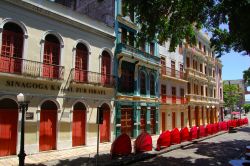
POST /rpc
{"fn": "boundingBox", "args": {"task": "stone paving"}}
[131,116,250,166]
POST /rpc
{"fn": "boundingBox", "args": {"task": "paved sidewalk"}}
[0,136,159,166]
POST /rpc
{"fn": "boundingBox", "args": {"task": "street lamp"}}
[17,93,29,166]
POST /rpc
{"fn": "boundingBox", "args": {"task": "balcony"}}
[161,95,187,104]
[116,43,160,66]
[186,94,219,104]
[161,67,186,81]
[185,45,206,60]
[0,55,64,80]
[186,68,207,82]
[70,68,115,87]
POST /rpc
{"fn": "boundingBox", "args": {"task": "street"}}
[131,119,250,166]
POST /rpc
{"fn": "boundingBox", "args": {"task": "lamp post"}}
[17,93,29,166]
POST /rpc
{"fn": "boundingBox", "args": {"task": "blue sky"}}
[220,51,250,100]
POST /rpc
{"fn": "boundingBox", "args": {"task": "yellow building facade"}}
[185,31,223,128]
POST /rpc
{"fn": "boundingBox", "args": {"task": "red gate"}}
[72,110,86,146]
[0,109,18,156]
[39,109,57,151]
[100,104,110,143]
[121,107,133,137]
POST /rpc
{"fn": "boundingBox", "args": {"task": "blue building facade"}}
[114,0,161,138]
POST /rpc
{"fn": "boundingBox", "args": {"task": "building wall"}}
[0,0,115,155]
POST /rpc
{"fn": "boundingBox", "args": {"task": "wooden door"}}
[100,107,110,143]
[0,109,18,156]
[171,61,175,77]
[150,108,156,134]
[43,41,60,79]
[101,51,111,85]
[140,107,147,132]
[195,107,199,126]
[161,112,166,132]
[39,110,57,151]
[181,112,184,128]
[121,107,133,137]
[172,112,176,129]
[188,106,191,127]
[72,110,86,146]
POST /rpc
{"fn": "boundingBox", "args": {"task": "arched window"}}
[43,34,60,79]
[101,51,111,85]
[140,72,146,95]
[1,23,24,73]
[150,74,155,96]
[75,43,88,82]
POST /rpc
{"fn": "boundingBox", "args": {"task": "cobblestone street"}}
[131,122,250,166]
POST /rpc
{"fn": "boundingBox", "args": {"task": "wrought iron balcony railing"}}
[0,55,64,80]
[71,68,115,87]
[161,67,186,80]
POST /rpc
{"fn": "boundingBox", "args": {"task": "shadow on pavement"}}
[131,127,250,166]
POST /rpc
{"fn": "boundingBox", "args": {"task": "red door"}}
[172,112,176,129]
[39,110,57,151]
[72,110,86,146]
[75,44,88,82]
[0,109,18,156]
[101,51,111,85]
[181,112,184,128]
[1,30,23,73]
[195,107,199,126]
[100,107,110,143]
[140,107,147,132]
[162,112,166,132]
[43,41,60,79]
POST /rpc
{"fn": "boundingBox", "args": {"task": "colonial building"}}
[0,0,115,156]
[159,42,188,131]
[184,30,223,127]
[114,0,161,138]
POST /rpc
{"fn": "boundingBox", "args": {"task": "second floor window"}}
[201,86,204,96]
[121,28,127,44]
[140,72,146,95]
[161,84,166,95]
[188,83,191,94]
[120,61,134,93]
[180,88,184,97]
[171,61,175,77]
[186,57,190,68]
[172,87,176,96]
[200,64,203,73]
[150,74,155,96]
[150,43,155,56]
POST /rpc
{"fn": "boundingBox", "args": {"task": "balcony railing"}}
[0,55,64,80]
[116,43,160,64]
[71,68,115,87]
[161,67,186,80]
[161,95,187,104]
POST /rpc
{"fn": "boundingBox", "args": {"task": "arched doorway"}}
[1,22,24,73]
[195,106,199,126]
[75,43,88,82]
[101,51,111,85]
[39,100,57,151]
[43,34,60,79]
[100,103,110,143]
[0,98,18,156]
[72,102,86,147]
